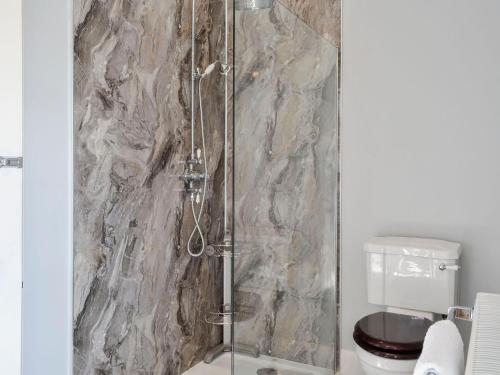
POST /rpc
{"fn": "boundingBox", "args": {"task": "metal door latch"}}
[0,156,23,168]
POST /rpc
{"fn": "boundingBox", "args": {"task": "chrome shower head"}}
[235,0,273,11]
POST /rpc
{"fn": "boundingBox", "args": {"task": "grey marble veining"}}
[73,0,228,374]
[74,0,339,373]
[233,3,338,369]
[279,0,341,47]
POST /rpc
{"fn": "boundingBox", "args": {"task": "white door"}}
[0,1,23,374]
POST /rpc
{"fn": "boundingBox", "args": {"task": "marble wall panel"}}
[73,0,340,373]
[73,0,228,374]
[233,2,339,369]
[279,0,341,46]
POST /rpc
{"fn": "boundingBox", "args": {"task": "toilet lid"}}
[353,312,432,360]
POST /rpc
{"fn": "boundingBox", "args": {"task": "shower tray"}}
[182,352,331,375]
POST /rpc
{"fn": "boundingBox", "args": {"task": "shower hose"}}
[187,73,209,257]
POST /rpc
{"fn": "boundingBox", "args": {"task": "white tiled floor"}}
[183,353,332,375]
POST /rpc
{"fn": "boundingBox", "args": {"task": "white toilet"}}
[353,237,461,375]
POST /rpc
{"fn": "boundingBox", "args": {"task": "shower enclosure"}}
[73,0,339,374]
[232,1,340,374]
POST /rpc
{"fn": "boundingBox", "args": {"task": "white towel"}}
[413,320,464,375]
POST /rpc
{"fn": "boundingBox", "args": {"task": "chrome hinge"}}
[0,156,23,168]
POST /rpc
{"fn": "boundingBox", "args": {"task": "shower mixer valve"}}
[178,149,208,195]
[179,170,208,185]
[178,169,208,205]
[181,156,202,167]
[178,148,202,167]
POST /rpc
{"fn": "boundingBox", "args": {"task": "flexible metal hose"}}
[187,75,209,257]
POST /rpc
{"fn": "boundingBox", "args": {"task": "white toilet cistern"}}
[354,236,462,375]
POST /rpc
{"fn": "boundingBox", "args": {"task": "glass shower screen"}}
[231,1,340,374]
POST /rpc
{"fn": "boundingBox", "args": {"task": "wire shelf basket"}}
[205,303,256,325]
[205,304,233,325]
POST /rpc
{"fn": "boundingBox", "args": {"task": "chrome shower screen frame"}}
[231,1,341,374]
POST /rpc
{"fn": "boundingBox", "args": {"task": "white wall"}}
[0,1,23,374]
[22,0,73,374]
[342,0,500,359]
